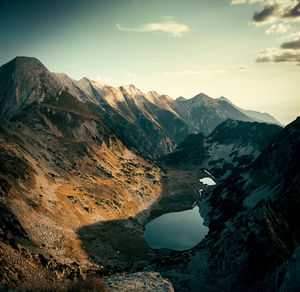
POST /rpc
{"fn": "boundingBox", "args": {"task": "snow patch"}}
[199,177,216,186]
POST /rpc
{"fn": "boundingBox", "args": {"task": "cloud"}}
[265,23,290,33]
[230,0,300,66]
[277,30,300,40]
[256,46,300,64]
[252,3,280,23]
[256,1,300,25]
[231,0,300,24]
[282,1,300,18]
[116,20,190,37]
[281,37,300,48]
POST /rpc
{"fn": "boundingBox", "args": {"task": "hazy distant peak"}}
[217,96,232,103]
[189,93,216,106]
[215,96,281,126]
[176,96,186,102]
[192,92,211,100]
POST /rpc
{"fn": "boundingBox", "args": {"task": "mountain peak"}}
[192,92,211,100]
[148,90,160,98]
[176,96,186,102]
[189,93,216,106]
[217,96,232,104]
[0,57,56,119]
[6,56,48,73]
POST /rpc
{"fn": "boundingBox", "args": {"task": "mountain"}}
[157,117,300,291]
[0,57,280,158]
[160,119,282,179]
[85,83,192,158]
[0,57,192,158]
[0,88,166,289]
[0,56,295,291]
[217,96,281,125]
[175,96,186,102]
[174,93,254,135]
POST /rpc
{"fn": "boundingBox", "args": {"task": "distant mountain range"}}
[0,56,281,158]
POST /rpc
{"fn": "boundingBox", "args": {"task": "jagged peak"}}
[121,84,136,89]
[120,84,144,97]
[148,90,160,98]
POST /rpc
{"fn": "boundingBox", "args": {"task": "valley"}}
[0,57,299,291]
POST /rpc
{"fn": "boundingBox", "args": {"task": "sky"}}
[0,0,299,124]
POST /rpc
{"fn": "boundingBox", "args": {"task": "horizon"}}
[1,0,299,124]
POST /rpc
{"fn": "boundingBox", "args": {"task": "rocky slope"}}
[157,117,300,291]
[160,119,282,179]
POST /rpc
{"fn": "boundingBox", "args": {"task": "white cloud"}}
[256,46,300,64]
[116,20,190,37]
[265,23,290,33]
[231,0,300,25]
[277,30,300,40]
[230,0,300,66]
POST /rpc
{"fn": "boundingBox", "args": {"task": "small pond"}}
[144,205,209,251]
[144,176,215,251]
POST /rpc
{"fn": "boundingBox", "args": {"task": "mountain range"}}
[0,56,298,291]
[0,57,281,158]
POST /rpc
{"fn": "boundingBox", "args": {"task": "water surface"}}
[144,206,209,251]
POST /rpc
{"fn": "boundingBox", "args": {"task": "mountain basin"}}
[144,205,209,251]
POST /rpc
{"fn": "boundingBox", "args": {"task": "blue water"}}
[144,205,209,251]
